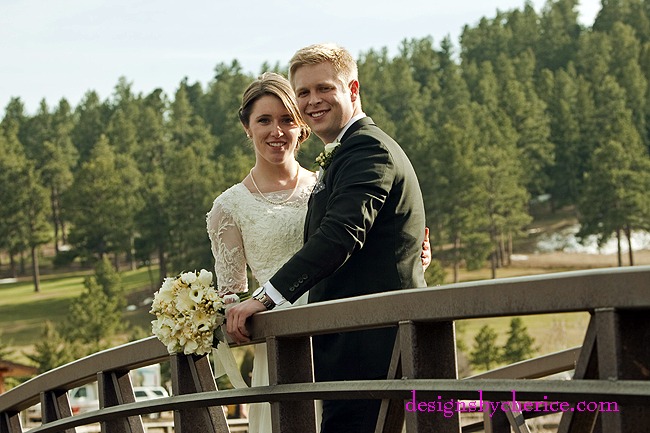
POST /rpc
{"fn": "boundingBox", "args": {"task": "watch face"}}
[252,287,264,298]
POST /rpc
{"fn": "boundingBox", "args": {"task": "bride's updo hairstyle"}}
[238,72,311,146]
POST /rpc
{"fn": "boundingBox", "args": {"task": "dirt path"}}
[510,250,650,269]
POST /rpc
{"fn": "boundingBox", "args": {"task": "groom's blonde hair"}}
[289,43,358,89]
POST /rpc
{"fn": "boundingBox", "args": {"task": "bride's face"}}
[245,95,301,166]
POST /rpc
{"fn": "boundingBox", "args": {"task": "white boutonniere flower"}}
[315,140,341,170]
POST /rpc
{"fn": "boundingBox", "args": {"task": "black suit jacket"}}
[270,117,426,381]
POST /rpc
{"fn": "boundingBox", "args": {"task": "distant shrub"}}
[53,250,78,268]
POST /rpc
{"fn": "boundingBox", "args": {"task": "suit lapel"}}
[304,116,375,242]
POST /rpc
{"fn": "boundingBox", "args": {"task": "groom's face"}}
[293,62,356,144]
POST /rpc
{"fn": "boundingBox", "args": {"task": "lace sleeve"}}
[206,199,248,296]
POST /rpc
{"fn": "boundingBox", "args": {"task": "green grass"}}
[0,266,159,362]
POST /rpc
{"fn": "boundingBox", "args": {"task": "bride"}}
[206,72,317,433]
[206,72,430,433]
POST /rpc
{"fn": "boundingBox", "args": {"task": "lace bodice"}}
[206,180,314,296]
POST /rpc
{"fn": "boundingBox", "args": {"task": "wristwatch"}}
[252,287,276,310]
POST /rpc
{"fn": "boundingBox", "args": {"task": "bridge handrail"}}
[1,265,649,432]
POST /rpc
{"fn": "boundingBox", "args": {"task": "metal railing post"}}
[0,412,22,433]
[267,335,316,433]
[40,389,74,433]
[98,370,144,433]
[596,308,650,433]
[401,320,460,433]
[170,353,229,433]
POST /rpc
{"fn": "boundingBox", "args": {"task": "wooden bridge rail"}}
[1,266,649,433]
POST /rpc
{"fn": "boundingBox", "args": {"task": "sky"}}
[0,0,602,116]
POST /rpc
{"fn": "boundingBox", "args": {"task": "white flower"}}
[175,288,196,312]
[315,139,341,169]
[197,269,213,287]
[183,341,198,355]
[189,285,205,303]
[160,277,175,293]
[324,140,341,154]
[151,268,227,356]
[206,288,221,302]
[180,271,198,285]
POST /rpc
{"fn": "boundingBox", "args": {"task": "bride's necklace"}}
[249,165,301,205]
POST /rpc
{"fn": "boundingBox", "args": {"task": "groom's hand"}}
[421,227,431,270]
[226,298,266,343]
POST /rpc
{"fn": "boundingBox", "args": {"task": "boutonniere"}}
[315,140,341,170]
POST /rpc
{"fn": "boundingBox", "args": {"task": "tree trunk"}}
[490,251,497,279]
[507,233,513,266]
[490,228,497,279]
[9,254,17,278]
[498,234,506,268]
[32,246,41,293]
[616,228,622,267]
[51,188,60,254]
[453,233,461,284]
[20,251,26,275]
[625,225,634,266]
[129,236,136,271]
[158,246,167,286]
[61,220,68,244]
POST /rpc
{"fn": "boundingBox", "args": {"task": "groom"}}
[226,43,427,433]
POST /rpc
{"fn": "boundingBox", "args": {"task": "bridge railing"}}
[1,266,649,433]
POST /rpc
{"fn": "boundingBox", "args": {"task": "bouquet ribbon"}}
[213,300,249,389]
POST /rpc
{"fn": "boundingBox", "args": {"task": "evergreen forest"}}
[1,0,649,290]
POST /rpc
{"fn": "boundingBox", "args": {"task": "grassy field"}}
[0,266,159,362]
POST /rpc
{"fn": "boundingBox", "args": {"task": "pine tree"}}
[501,317,537,364]
[22,165,52,292]
[495,53,553,195]
[469,325,501,371]
[41,100,78,253]
[71,91,110,163]
[59,258,125,355]
[543,66,584,208]
[165,85,222,273]
[64,136,143,261]
[25,322,75,373]
[607,22,647,145]
[578,139,650,265]
[0,107,34,278]
[133,90,172,282]
[537,0,581,71]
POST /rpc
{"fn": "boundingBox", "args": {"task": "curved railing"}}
[1,266,649,433]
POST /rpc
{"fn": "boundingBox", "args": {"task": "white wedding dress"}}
[206,176,317,433]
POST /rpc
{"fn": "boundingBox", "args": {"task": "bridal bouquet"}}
[150,269,225,355]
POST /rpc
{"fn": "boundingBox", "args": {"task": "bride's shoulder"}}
[209,183,247,212]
